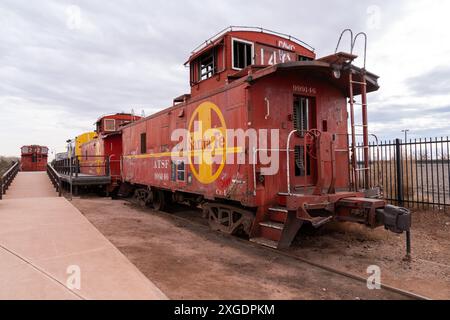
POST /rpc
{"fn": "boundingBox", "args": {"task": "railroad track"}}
[127,200,431,301]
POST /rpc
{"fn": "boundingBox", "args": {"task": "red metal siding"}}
[20,146,48,172]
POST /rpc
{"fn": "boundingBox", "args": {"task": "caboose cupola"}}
[186,26,316,97]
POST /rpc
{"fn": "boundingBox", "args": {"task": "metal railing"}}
[53,155,110,177]
[47,164,62,197]
[0,161,20,200]
[190,26,315,55]
[362,137,450,210]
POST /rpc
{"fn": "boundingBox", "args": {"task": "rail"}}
[0,161,20,200]
[366,137,450,211]
[252,129,318,196]
[190,26,315,55]
[47,164,62,197]
[53,155,111,178]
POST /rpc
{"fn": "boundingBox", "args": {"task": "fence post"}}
[396,138,412,259]
[395,138,404,206]
[75,157,79,178]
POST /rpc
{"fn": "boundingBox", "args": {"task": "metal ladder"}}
[336,29,370,191]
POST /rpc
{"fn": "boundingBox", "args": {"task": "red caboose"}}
[80,113,140,192]
[120,27,411,249]
[21,145,48,172]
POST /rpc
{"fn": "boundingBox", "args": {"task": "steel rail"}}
[131,201,431,301]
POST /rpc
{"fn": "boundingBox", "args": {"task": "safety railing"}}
[366,137,450,211]
[0,161,20,200]
[252,129,320,197]
[53,155,110,178]
[47,164,62,197]
[190,26,315,55]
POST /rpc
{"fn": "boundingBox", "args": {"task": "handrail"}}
[252,129,314,197]
[53,155,111,178]
[335,29,354,54]
[0,161,20,200]
[190,26,315,56]
[47,163,62,197]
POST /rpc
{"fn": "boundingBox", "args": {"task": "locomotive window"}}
[232,39,253,70]
[198,49,217,81]
[293,96,309,136]
[140,133,147,154]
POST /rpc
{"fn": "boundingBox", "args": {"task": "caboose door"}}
[291,96,317,188]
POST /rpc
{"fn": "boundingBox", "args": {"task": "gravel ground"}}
[69,197,435,300]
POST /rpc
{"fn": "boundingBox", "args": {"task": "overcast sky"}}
[1,0,450,157]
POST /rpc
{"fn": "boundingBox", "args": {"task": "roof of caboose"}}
[185,26,315,65]
[248,57,380,95]
[95,113,140,124]
[20,145,49,155]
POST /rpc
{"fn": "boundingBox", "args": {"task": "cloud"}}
[408,66,450,96]
[0,0,447,157]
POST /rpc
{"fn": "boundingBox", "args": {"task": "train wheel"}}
[204,203,254,236]
[134,189,149,208]
[152,190,167,211]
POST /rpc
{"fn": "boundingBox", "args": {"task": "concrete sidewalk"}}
[0,172,167,300]
[4,172,57,199]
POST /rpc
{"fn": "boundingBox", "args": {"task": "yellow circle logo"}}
[188,102,227,184]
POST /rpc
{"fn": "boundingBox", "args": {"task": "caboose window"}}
[198,49,216,81]
[104,119,116,132]
[177,161,185,181]
[140,133,147,154]
[298,55,313,61]
[293,96,309,136]
[232,39,253,70]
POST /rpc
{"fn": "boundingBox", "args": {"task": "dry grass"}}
[0,156,19,176]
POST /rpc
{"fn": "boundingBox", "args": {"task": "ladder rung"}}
[351,80,367,85]
[355,168,370,172]
[335,149,349,152]
[352,146,370,149]
[352,102,367,106]
[352,124,368,127]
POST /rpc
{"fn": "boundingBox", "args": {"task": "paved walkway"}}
[4,171,57,199]
[0,172,167,300]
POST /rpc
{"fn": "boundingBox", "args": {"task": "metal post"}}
[361,72,370,190]
[75,157,79,178]
[349,72,358,191]
[395,139,404,206]
[58,177,62,197]
[406,230,412,260]
[396,138,411,259]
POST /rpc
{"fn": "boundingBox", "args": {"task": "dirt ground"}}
[72,197,449,300]
[291,209,450,300]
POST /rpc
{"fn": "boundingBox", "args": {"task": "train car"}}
[120,27,411,249]
[55,132,97,161]
[80,113,140,192]
[75,132,97,157]
[21,145,48,172]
